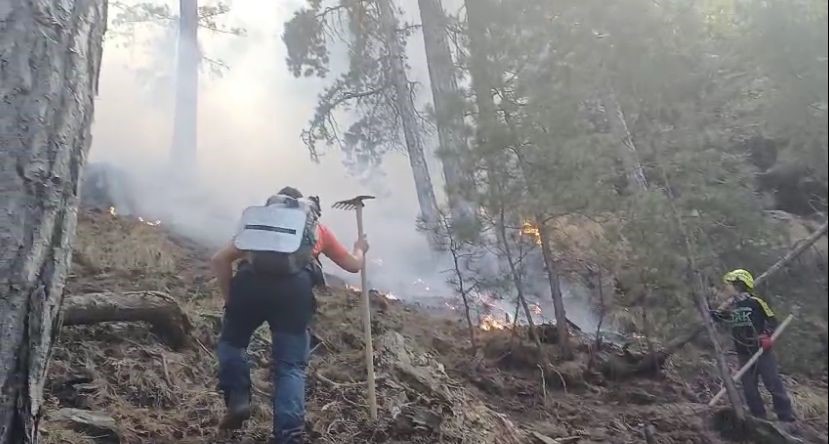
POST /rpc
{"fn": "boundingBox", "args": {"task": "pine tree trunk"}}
[602,90,648,192]
[417,0,475,226]
[170,0,199,170]
[378,0,439,229]
[463,0,502,201]
[0,1,107,441]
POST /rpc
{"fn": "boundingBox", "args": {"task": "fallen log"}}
[622,221,828,375]
[62,291,191,349]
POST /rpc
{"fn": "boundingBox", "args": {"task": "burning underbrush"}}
[41,210,829,444]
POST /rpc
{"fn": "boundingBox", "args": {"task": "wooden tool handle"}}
[356,206,378,420]
[708,314,794,406]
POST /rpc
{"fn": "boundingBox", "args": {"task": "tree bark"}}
[417,0,475,227]
[62,291,192,349]
[537,219,572,359]
[0,1,107,442]
[170,0,199,171]
[602,89,648,192]
[377,0,439,230]
[463,0,503,202]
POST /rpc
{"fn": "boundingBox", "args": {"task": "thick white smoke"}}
[88,0,599,332]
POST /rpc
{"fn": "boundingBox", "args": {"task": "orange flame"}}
[521,222,542,245]
[479,314,508,331]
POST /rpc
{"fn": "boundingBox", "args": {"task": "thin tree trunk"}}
[170,0,199,171]
[589,267,606,370]
[640,297,658,376]
[602,89,648,192]
[537,219,572,358]
[0,1,107,441]
[660,166,745,420]
[498,104,573,359]
[443,215,477,348]
[418,0,475,226]
[496,206,541,350]
[378,0,439,229]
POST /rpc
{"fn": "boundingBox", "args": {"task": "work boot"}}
[219,391,251,430]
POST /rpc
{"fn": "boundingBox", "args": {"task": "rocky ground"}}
[40,210,828,443]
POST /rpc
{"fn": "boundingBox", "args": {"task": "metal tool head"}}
[332,195,375,210]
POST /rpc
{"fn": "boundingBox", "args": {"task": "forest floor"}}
[40,210,829,444]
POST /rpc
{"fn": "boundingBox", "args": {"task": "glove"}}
[759,334,773,351]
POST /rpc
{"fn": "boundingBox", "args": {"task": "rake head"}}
[332,195,375,210]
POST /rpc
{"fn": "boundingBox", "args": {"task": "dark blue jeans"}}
[738,351,795,421]
[218,265,314,443]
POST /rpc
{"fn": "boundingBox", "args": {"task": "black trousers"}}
[221,264,315,344]
[738,351,795,421]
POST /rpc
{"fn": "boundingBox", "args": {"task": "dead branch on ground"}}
[62,291,191,349]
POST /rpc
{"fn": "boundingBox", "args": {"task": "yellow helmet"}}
[723,269,755,290]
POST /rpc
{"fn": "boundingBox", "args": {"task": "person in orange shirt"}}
[210,186,368,444]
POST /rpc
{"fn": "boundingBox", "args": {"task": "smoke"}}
[89,0,599,332]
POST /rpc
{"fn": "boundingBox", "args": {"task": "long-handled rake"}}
[332,195,377,420]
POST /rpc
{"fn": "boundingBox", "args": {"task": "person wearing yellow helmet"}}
[711,269,795,422]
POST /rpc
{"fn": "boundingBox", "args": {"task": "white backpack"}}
[233,195,319,275]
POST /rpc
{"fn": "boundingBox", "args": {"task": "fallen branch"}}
[62,291,192,349]
[755,220,828,285]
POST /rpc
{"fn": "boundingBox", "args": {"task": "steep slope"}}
[40,210,828,443]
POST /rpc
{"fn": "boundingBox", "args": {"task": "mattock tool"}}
[332,195,377,420]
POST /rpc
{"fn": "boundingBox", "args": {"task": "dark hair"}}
[277,186,303,199]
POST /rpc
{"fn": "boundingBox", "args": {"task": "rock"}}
[393,405,443,435]
[51,408,120,443]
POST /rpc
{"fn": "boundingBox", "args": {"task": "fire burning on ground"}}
[109,206,162,227]
[479,314,508,331]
